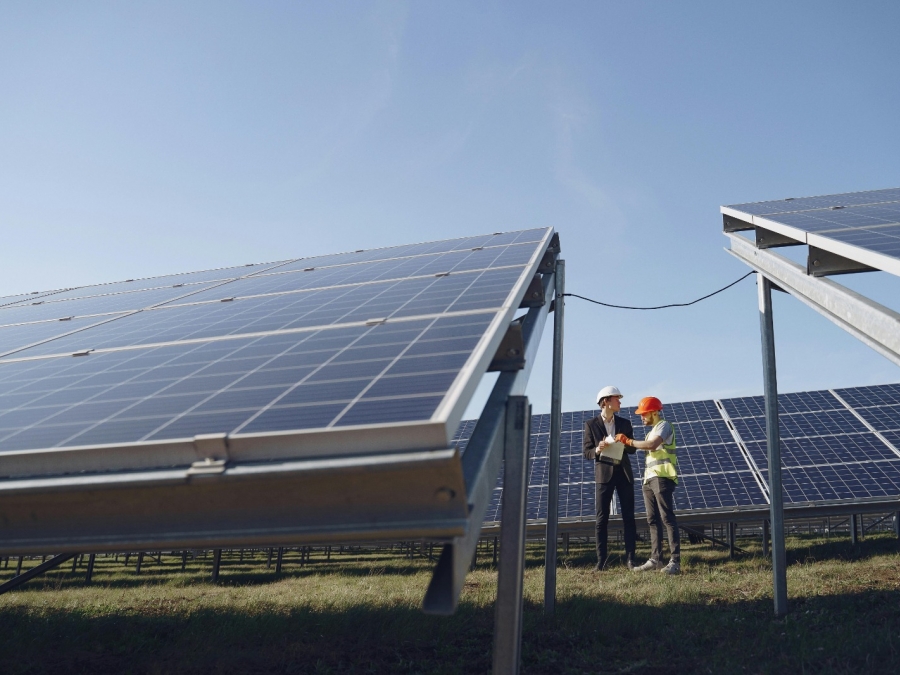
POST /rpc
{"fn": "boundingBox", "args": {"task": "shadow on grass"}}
[2,583,899,675]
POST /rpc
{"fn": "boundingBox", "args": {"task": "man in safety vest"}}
[583,385,638,571]
[615,396,681,574]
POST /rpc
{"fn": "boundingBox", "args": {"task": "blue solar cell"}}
[0,284,221,328]
[835,383,900,409]
[851,404,900,432]
[727,188,900,217]
[11,269,511,358]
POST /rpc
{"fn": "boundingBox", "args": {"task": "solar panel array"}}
[452,383,900,524]
[0,229,552,475]
[725,187,900,271]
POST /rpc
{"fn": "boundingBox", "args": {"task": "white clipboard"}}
[600,440,625,461]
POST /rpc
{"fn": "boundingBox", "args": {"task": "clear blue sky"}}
[1,1,898,416]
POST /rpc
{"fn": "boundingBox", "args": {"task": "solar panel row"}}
[456,383,900,524]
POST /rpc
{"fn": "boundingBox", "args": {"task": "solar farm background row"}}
[452,383,900,523]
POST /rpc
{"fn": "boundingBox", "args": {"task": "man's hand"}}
[615,433,633,447]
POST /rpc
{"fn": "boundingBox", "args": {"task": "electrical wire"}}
[562,271,755,310]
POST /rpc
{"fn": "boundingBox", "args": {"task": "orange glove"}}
[615,433,633,447]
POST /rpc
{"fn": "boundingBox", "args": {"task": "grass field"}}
[1,531,899,674]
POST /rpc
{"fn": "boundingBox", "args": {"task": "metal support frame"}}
[212,548,222,582]
[759,275,788,617]
[808,246,876,277]
[728,522,736,559]
[0,552,77,595]
[423,272,554,615]
[895,512,900,540]
[727,234,900,368]
[850,513,859,546]
[762,520,770,558]
[85,553,96,583]
[492,396,530,675]
[544,260,565,615]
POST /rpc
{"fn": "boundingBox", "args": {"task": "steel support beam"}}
[0,552,77,595]
[544,260,565,616]
[727,234,900,368]
[492,396,530,675]
[850,513,859,546]
[759,275,788,617]
[423,273,553,615]
[212,548,222,582]
[808,246,876,277]
[762,520,770,558]
[85,553,96,584]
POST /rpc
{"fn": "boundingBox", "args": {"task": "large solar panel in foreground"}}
[0,229,554,479]
[453,383,900,524]
[723,187,900,275]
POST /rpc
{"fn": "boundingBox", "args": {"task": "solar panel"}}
[724,187,900,275]
[0,229,554,479]
[722,385,900,505]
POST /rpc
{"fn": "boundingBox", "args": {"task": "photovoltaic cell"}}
[19,261,291,304]
[834,383,900,409]
[0,283,223,329]
[0,314,496,452]
[727,188,900,217]
[10,267,523,358]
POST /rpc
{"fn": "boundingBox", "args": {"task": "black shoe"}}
[593,555,609,571]
[625,553,635,570]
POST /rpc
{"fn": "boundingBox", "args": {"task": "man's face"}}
[641,412,654,426]
[603,396,621,413]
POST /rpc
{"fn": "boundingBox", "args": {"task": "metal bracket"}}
[723,214,753,233]
[192,433,230,464]
[537,247,558,274]
[807,246,876,276]
[518,275,545,308]
[487,319,525,372]
[546,232,561,254]
[187,458,227,476]
[755,226,801,250]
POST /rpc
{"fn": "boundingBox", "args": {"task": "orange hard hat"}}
[634,396,663,415]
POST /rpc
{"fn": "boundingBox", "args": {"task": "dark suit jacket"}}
[582,414,637,484]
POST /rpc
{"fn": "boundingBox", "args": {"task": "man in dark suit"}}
[582,385,637,570]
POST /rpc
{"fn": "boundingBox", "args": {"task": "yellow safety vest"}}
[644,420,678,485]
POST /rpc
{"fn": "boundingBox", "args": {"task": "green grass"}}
[1,533,899,674]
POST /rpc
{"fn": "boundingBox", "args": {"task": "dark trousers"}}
[595,466,636,562]
[642,476,680,563]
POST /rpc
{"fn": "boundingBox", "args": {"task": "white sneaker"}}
[661,561,681,575]
[633,559,662,572]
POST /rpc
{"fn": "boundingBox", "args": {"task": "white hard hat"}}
[596,386,623,403]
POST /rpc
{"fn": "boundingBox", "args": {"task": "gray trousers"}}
[642,476,680,563]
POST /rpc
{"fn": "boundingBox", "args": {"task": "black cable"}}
[562,271,754,310]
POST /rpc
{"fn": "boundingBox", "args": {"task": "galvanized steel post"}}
[758,274,788,617]
[544,260,565,615]
[492,396,530,675]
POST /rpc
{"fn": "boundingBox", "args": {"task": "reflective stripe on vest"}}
[644,422,677,485]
